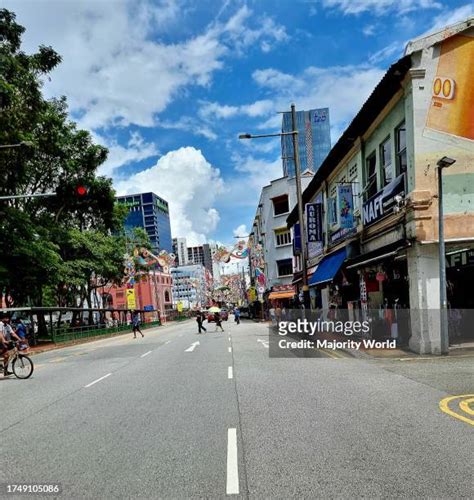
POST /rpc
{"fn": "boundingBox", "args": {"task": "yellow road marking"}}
[439,394,474,426]
[459,397,474,416]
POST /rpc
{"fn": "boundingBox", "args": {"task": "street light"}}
[0,140,33,149]
[437,156,456,355]
[239,103,310,310]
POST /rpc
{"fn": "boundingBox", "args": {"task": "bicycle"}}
[1,342,34,379]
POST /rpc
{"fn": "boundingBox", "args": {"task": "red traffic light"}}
[75,185,88,197]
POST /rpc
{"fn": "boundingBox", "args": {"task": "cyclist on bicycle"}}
[1,315,21,377]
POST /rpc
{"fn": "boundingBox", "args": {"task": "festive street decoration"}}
[213,240,249,263]
[123,247,176,287]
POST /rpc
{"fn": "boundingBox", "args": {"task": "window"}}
[348,164,360,212]
[275,229,291,247]
[165,291,170,302]
[380,137,393,186]
[277,258,293,277]
[272,195,289,216]
[364,152,377,200]
[396,122,407,175]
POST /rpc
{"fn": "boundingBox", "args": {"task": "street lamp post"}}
[437,156,456,355]
[0,141,33,150]
[239,103,310,310]
[290,104,310,310]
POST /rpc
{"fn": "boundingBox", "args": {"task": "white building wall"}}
[257,175,313,290]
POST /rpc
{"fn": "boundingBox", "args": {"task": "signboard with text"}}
[306,203,323,260]
[126,288,136,309]
[362,174,405,227]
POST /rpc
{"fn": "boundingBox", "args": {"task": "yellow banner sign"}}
[126,288,136,309]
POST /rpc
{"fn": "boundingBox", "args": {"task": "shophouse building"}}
[286,17,474,354]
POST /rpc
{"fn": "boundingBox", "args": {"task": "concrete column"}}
[407,243,442,354]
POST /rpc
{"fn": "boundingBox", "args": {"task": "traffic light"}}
[75,185,89,197]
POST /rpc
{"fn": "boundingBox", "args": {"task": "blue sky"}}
[7,0,473,245]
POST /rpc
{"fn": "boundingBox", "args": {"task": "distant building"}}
[116,192,172,254]
[172,239,220,282]
[171,264,207,309]
[281,108,331,177]
[250,173,314,300]
[172,237,189,266]
[109,270,173,317]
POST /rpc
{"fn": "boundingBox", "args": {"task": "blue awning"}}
[309,248,346,286]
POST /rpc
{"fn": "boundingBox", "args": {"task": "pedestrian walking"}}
[233,307,241,325]
[214,311,224,332]
[131,311,144,338]
[269,306,276,326]
[196,311,207,334]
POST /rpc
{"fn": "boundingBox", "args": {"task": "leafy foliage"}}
[0,9,128,309]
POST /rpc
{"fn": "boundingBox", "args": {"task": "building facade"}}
[117,192,173,254]
[250,174,313,304]
[281,108,331,177]
[109,270,173,318]
[286,17,474,354]
[172,237,189,266]
[170,264,207,309]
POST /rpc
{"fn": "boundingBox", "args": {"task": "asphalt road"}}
[1,318,472,499]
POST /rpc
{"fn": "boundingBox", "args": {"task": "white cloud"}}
[199,99,274,120]
[368,41,403,64]
[115,147,224,245]
[7,1,288,132]
[92,131,159,178]
[233,224,248,238]
[321,0,442,15]
[363,24,376,36]
[427,4,474,33]
[252,65,386,143]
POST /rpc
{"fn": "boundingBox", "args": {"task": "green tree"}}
[0,9,123,317]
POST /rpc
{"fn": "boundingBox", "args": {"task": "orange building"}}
[109,271,173,320]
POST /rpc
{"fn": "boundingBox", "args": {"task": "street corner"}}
[439,394,474,426]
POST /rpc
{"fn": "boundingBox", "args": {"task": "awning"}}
[268,291,295,300]
[309,248,346,286]
[345,241,410,270]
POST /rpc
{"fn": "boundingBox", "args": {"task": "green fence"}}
[51,320,162,344]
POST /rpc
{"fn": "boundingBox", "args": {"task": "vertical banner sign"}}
[126,288,136,309]
[306,203,323,242]
[337,184,354,229]
[306,203,323,260]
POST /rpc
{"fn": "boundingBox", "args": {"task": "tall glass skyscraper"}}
[116,192,173,254]
[281,108,331,177]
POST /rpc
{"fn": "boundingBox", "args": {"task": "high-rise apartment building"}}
[281,108,331,177]
[116,192,172,254]
[172,238,189,266]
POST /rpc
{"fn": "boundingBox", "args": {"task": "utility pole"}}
[437,156,455,354]
[290,104,310,310]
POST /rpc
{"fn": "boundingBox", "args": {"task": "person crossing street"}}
[196,311,207,334]
[131,311,144,338]
[214,311,224,332]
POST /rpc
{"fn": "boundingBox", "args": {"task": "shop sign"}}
[362,174,405,227]
[306,203,323,243]
[272,284,295,293]
[446,249,474,268]
[329,226,357,245]
[126,288,136,309]
[338,184,354,229]
[143,305,154,311]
